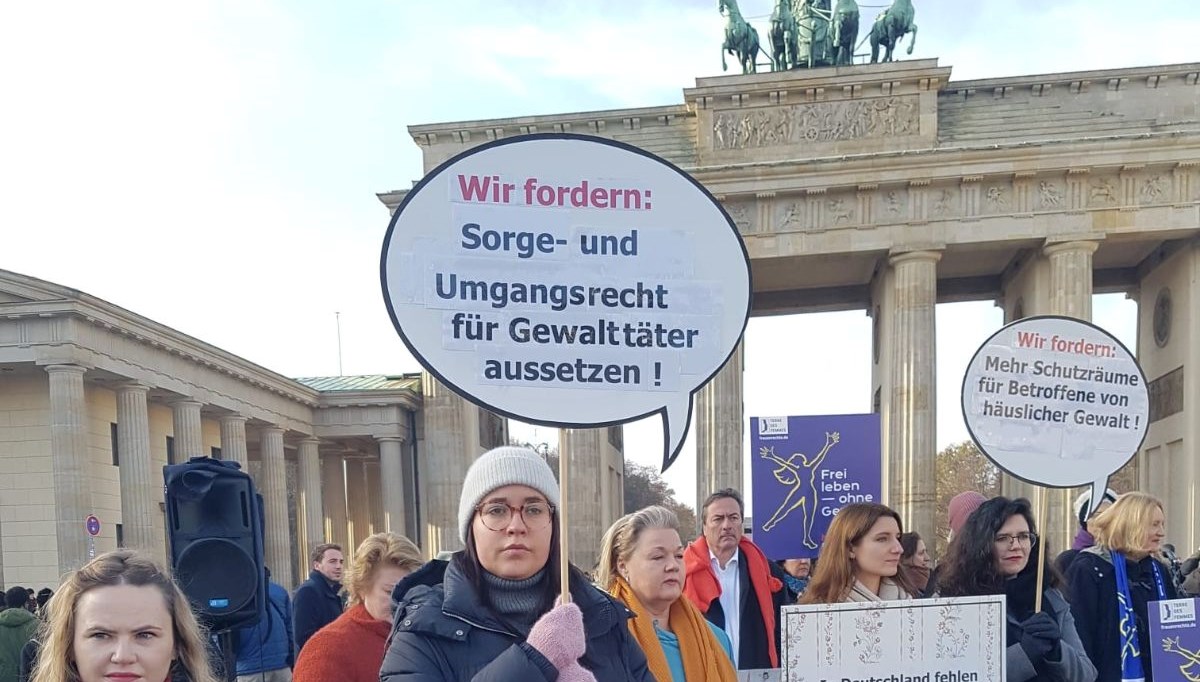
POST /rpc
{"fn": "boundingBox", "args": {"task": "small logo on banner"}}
[1160,599,1197,624]
[759,417,788,436]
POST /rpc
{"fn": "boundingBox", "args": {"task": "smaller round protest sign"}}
[961,315,1149,507]
[381,134,751,471]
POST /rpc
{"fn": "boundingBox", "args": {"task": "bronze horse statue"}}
[720,0,765,74]
[830,0,859,66]
[868,0,917,63]
[769,0,800,72]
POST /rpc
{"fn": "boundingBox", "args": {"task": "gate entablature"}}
[686,58,951,164]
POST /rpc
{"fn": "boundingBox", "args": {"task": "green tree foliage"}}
[934,440,1001,558]
[623,461,699,537]
[508,439,697,535]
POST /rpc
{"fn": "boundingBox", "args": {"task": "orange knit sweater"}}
[293,603,392,682]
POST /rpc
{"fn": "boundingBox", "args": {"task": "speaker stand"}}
[217,630,236,682]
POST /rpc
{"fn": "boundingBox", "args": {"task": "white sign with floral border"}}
[781,596,1006,682]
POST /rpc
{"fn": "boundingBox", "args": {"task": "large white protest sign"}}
[780,597,1005,682]
[961,316,1149,505]
[381,134,751,469]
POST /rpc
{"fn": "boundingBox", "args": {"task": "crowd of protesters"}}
[5,445,1200,682]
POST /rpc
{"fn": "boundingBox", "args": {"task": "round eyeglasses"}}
[476,502,555,531]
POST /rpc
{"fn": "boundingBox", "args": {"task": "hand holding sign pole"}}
[381,134,751,601]
[961,316,1149,611]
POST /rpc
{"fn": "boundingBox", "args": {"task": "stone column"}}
[420,373,476,557]
[377,437,407,536]
[170,399,204,462]
[260,426,292,587]
[116,382,156,551]
[297,438,324,575]
[696,340,745,514]
[47,364,90,573]
[346,459,372,550]
[1043,239,1099,553]
[220,415,249,468]
[887,250,941,539]
[321,453,349,549]
[560,427,605,571]
[366,460,385,534]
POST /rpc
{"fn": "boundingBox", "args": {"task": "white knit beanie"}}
[458,446,561,543]
[1074,487,1119,527]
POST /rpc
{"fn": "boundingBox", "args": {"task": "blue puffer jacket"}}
[380,558,655,681]
[236,582,294,675]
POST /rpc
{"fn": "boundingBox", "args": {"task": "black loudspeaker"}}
[164,457,266,632]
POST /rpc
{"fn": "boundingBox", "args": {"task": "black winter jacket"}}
[380,559,655,682]
[292,570,343,656]
[1066,547,1178,682]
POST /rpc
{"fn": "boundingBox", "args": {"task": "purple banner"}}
[1148,597,1200,682]
[750,414,881,560]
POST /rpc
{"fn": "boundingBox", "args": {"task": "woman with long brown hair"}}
[799,503,913,604]
[30,550,217,682]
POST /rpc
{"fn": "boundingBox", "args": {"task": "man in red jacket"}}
[683,488,786,671]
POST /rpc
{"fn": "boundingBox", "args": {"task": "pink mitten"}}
[556,661,598,682]
[526,603,587,669]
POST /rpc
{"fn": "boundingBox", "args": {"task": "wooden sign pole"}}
[1034,487,1047,613]
[559,448,571,604]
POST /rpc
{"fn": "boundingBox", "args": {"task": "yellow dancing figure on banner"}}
[1163,636,1200,682]
[759,431,840,546]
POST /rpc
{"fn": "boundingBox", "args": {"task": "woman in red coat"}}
[294,532,423,682]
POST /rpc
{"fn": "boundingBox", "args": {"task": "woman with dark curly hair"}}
[938,497,1095,682]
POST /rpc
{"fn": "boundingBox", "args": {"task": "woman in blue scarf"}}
[1067,492,1177,682]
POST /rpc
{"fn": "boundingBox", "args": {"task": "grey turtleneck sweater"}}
[482,568,548,635]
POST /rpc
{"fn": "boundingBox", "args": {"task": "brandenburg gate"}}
[381,58,1200,560]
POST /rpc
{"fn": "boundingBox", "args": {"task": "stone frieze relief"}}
[754,169,1193,233]
[712,95,919,151]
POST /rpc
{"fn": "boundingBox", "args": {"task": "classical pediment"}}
[0,269,76,305]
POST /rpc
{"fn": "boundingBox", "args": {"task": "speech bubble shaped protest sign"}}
[381,134,751,471]
[961,315,1149,508]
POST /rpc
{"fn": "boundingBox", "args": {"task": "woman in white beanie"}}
[380,446,655,681]
[1053,487,1118,575]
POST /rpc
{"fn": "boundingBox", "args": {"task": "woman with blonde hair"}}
[597,506,736,682]
[799,503,913,604]
[294,532,423,682]
[30,549,217,682]
[1067,491,1177,682]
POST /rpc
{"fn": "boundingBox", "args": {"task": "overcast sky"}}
[2,1,1194,506]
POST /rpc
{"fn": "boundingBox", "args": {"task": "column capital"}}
[168,398,203,408]
[115,381,151,394]
[1043,238,1101,257]
[375,436,405,444]
[260,425,286,436]
[44,363,87,376]
[887,249,943,266]
[219,414,248,424]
